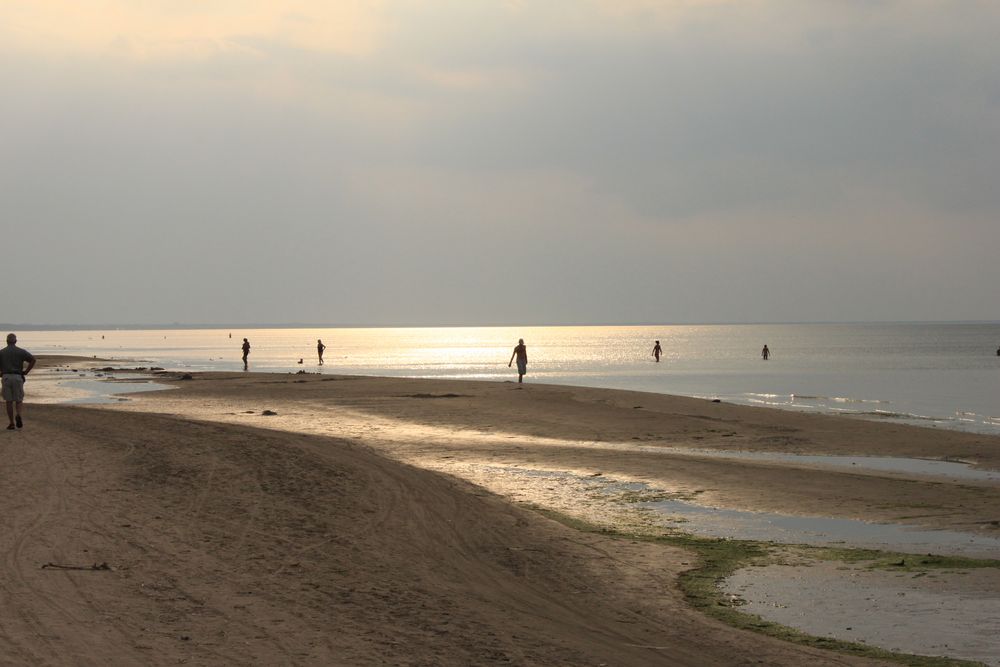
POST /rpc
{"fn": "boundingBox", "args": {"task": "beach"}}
[10,0,1000,663]
[4,358,1000,664]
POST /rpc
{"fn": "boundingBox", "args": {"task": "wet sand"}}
[5,361,999,664]
[110,370,1000,539]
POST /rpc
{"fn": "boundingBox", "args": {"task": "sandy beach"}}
[11,1,1000,662]
[4,358,999,665]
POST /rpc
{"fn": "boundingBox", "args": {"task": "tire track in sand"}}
[0,426,157,664]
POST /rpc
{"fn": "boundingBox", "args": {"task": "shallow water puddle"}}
[644,497,1000,558]
[62,378,174,404]
[459,463,1000,663]
[656,448,1000,483]
[31,372,174,405]
[454,463,1000,558]
[724,562,1000,666]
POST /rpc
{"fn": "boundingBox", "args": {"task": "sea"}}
[20,322,1000,435]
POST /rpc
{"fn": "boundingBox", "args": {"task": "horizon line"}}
[3,320,999,331]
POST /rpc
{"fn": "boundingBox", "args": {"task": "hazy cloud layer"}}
[2,1,998,325]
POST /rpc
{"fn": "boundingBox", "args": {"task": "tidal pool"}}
[725,561,1000,666]
[29,370,174,405]
[474,466,1000,558]
[652,447,1000,483]
[645,497,1000,558]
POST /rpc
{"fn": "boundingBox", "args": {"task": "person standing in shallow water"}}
[761,344,770,360]
[317,339,326,365]
[508,338,527,383]
[1,333,36,430]
[652,340,662,362]
[242,338,251,370]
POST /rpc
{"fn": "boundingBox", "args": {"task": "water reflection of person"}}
[652,340,662,363]
[508,338,527,383]
[761,344,770,360]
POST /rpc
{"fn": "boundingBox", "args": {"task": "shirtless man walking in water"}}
[508,338,527,383]
[242,338,251,370]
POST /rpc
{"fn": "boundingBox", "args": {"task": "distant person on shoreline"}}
[1,333,36,430]
[761,344,770,360]
[652,340,662,363]
[508,338,527,383]
[317,339,326,365]
[996,346,999,357]
[242,338,251,370]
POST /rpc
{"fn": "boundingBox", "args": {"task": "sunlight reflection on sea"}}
[22,322,1000,434]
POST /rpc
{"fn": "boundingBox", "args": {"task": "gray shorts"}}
[1,374,24,402]
[516,359,527,375]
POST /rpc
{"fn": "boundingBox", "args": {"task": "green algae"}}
[530,506,990,667]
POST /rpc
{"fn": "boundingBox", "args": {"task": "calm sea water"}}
[22,323,1000,435]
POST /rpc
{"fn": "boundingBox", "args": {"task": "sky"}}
[2,1,999,326]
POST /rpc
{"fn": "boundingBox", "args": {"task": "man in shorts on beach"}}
[1,333,36,430]
[508,338,527,383]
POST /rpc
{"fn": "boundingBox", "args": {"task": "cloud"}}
[2,1,999,323]
[0,1,385,59]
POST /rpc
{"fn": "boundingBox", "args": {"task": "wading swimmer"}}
[242,338,251,370]
[317,339,326,365]
[508,338,527,383]
[652,340,662,362]
[1,334,36,430]
[761,344,770,360]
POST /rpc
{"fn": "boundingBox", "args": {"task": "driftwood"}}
[41,562,112,571]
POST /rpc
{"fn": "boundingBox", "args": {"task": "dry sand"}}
[7,361,999,665]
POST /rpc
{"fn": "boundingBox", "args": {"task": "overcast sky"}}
[2,1,998,326]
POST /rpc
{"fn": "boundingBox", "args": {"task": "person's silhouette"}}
[761,344,770,360]
[508,339,527,383]
[317,339,326,365]
[652,340,662,362]
[242,338,251,370]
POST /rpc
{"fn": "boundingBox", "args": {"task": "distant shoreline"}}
[5,320,1000,331]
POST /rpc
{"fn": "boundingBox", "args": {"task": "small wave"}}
[830,396,887,404]
[746,393,789,399]
[792,394,887,404]
[954,411,985,424]
[746,398,792,407]
[857,409,944,422]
